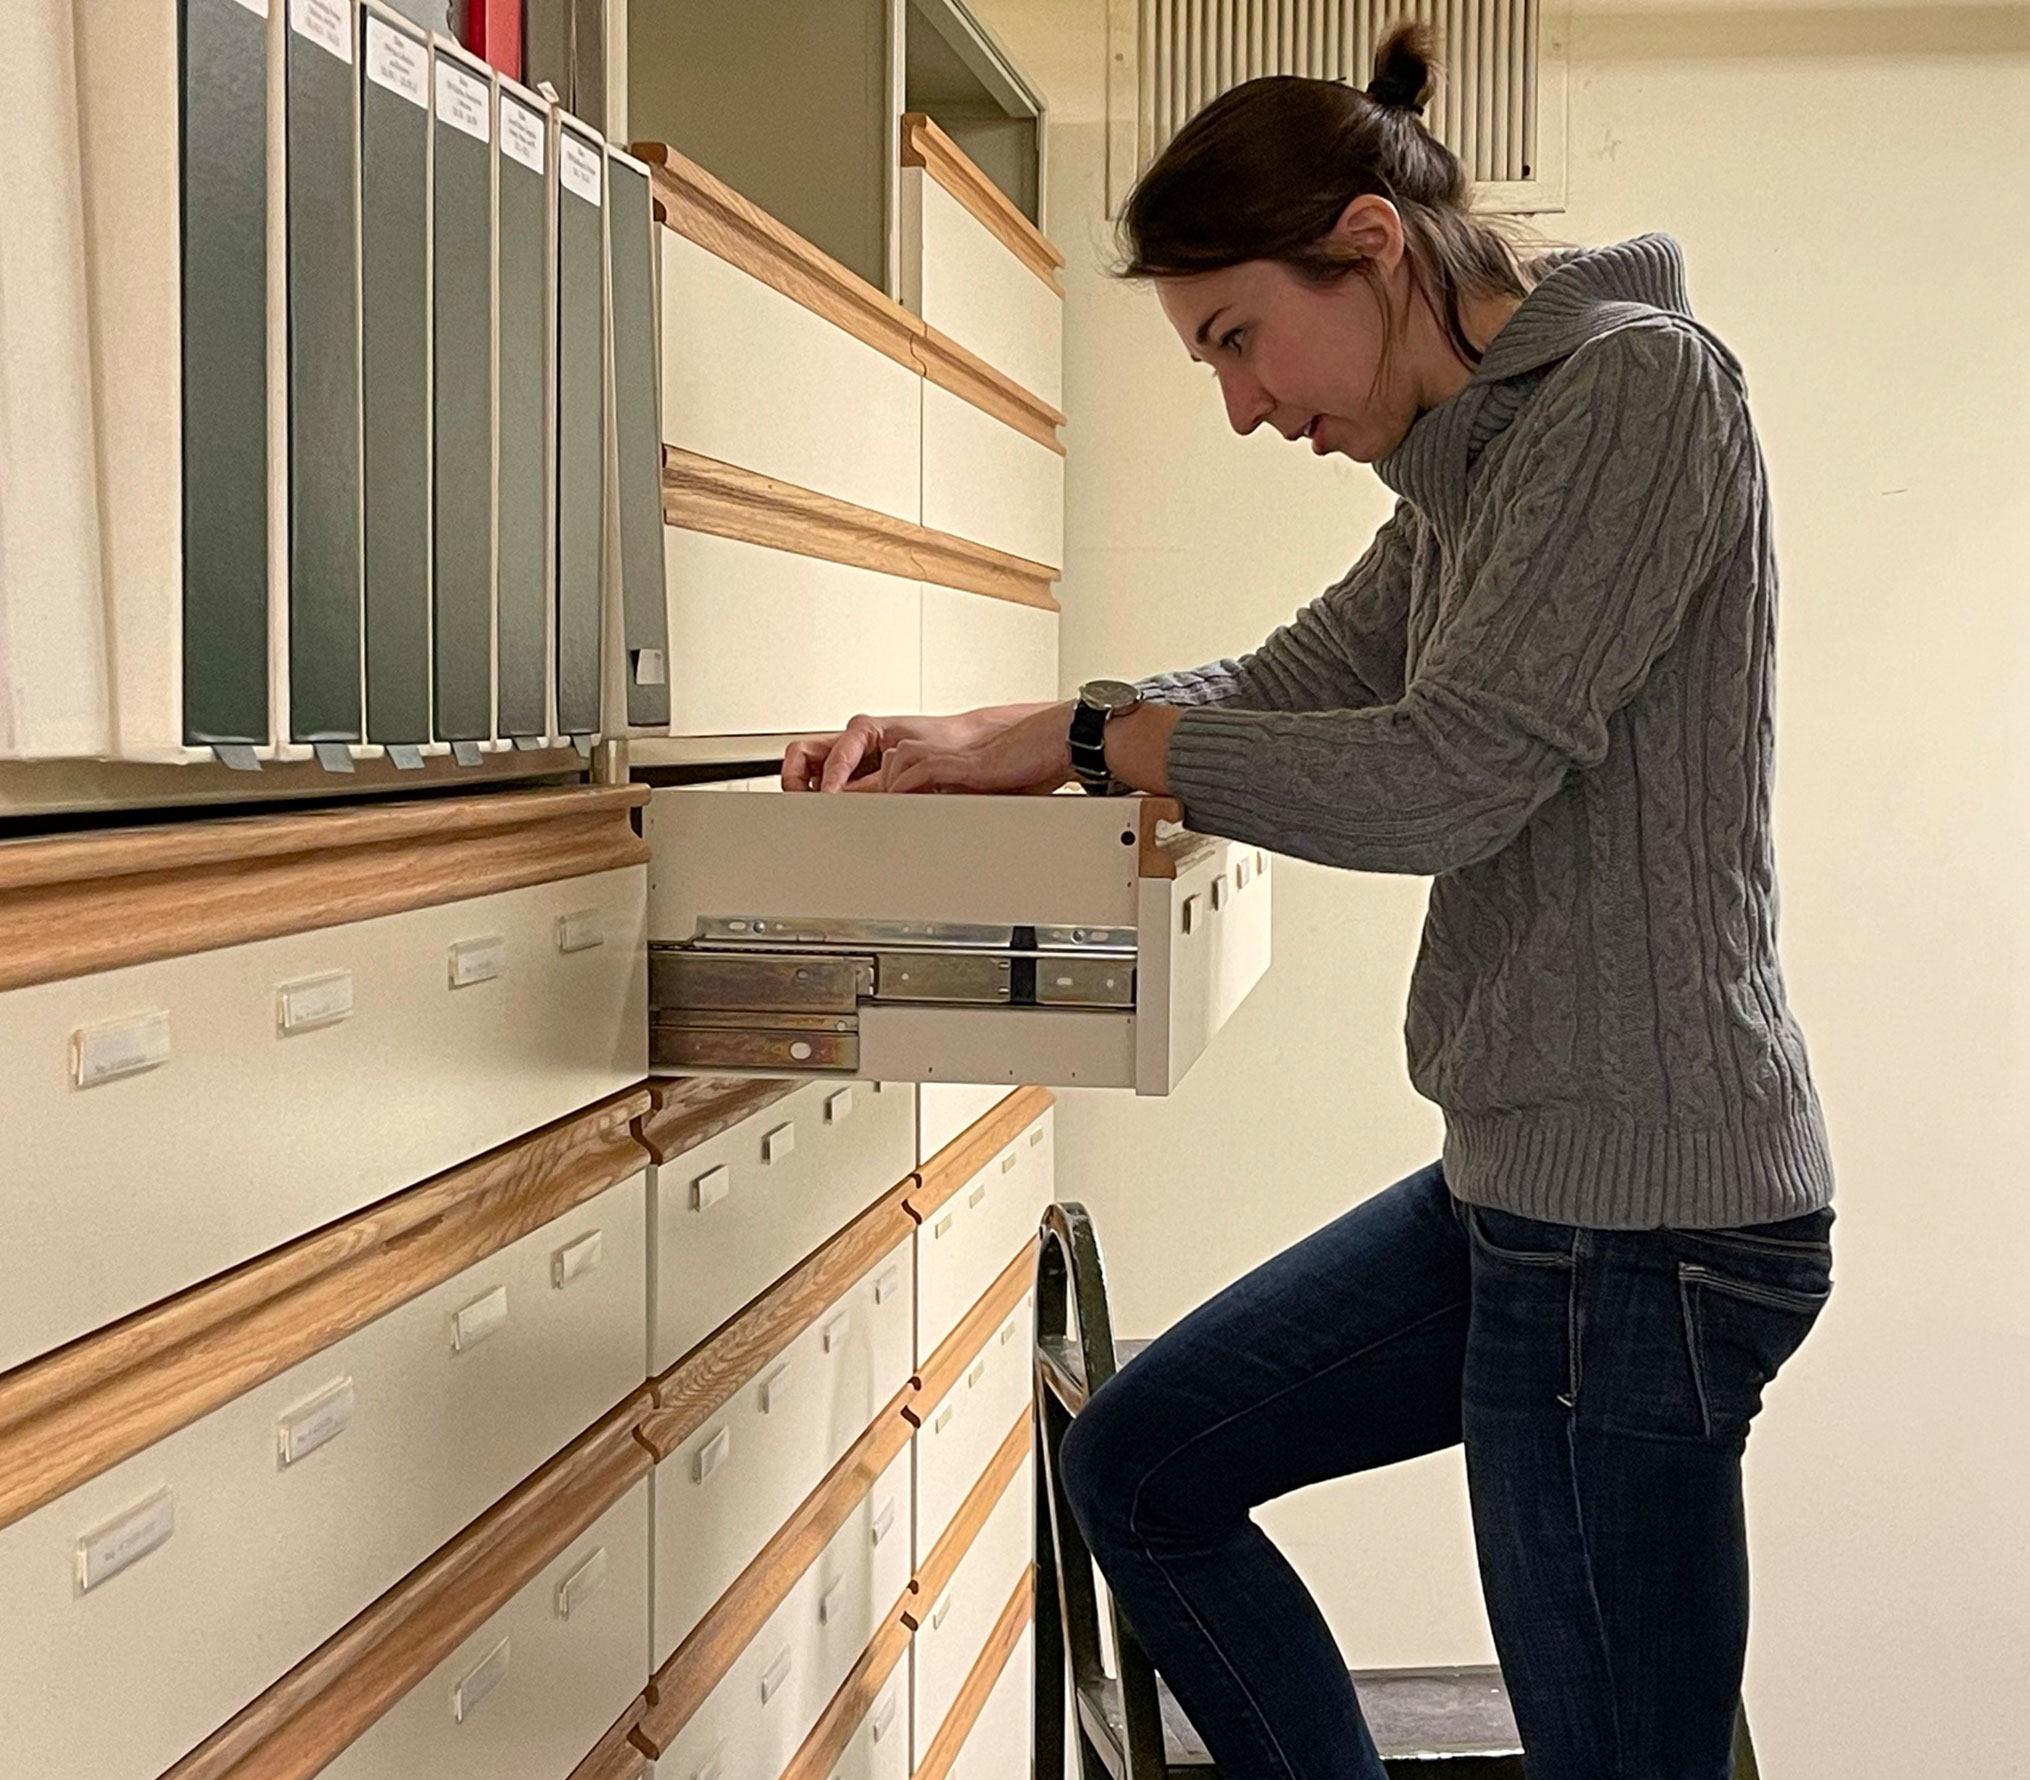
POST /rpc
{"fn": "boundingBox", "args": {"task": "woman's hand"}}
[845,701,1078,796]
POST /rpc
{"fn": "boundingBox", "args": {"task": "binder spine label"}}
[365,16,427,105]
[559,134,603,206]
[291,0,352,61]
[436,62,490,141]
[501,96,545,173]
[233,0,271,15]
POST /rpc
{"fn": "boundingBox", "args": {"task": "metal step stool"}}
[1030,1202,1763,1779]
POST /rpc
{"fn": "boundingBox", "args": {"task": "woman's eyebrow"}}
[1193,305,1234,349]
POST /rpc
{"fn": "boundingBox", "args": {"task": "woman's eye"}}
[1220,327,1246,355]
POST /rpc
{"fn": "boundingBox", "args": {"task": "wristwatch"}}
[1068,679,1143,795]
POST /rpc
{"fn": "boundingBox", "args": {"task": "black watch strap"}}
[1068,699,1113,791]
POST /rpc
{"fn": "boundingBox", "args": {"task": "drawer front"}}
[1138,837,1275,1096]
[663,529,921,738]
[654,1241,915,1666]
[660,231,920,525]
[919,587,1058,717]
[946,1622,1035,1780]
[916,1107,1053,1365]
[916,1287,1034,1565]
[817,1669,911,1780]
[651,1079,915,1372]
[921,383,1062,570]
[916,1084,1015,1167]
[0,865,648,1374]
[0,1174,648,1780]
[321,1478,652,1780]
[903,170,1061,410]
[661,1447,912,1780]
[912,1452,1033,1758]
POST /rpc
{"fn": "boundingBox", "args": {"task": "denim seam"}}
[1561,1413,1629,1779]
[1122,1298,1471,1780]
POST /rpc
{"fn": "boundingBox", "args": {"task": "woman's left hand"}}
[845,700,1077,796]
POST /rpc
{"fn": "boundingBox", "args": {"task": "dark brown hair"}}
[1118,24,1536,369]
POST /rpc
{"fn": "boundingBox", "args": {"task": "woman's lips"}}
[1307,415,1329,454]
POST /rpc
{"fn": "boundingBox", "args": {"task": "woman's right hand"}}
[781,703,1059,792]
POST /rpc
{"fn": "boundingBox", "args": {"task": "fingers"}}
[819,716,883,793]
[780,737,829,792]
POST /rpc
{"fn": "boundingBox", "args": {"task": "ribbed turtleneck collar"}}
[1374,234,1708,533]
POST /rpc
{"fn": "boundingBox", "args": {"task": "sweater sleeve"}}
[1161,324,1755,874]
[1133,502,1418,713]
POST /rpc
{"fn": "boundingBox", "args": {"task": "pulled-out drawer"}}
[658,1447,912,1780]
[911,1451,1033,1759]
[642,792,1270,1096]
[1,865,647,1374]
[653,1242,915,1666]
[0,1174,648,1780]
[916,1287,1035,1565]
[916,1105,1053,1365]
[650,1078,915,1370]
[320,1477,652,1779]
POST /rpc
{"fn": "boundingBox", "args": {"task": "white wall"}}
[971,1,2030,1773]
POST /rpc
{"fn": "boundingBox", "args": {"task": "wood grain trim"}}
[1137,795,1187,881]
[639,1176,918,1458]
[908,1087,1055,1221]
[635,142,923,369]
[902,113,1065,292]
[907,1240,1037,1426]
[568,1698,652,1780]
[637,1382,918,1752]
[902,1407,1031,1630]
[911,1567,1037,1780]
[918,322,1067,454]
[0,783,649,992]
[635,1074,802,1165]
[663,449,1061,610]
[0,1089,652,1533]
[777,1612,915,1780]
[163,1394,655,1780]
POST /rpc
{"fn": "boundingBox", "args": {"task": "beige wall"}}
[970,1,2030,1772]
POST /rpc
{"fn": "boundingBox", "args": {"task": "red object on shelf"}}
[465,0,522,81]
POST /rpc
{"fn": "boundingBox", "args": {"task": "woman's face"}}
[1155,195,1428,464]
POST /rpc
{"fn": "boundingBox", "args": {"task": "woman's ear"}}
[1329,194,1405,271]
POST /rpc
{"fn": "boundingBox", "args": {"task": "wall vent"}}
[1104,0,1567,218]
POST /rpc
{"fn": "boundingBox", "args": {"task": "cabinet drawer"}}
[651,1078,914,1371]
[321,1478,652,1780]
[653,1242,914,1666]
[919,586,1058,718]
[899,168,1061,411]
[644,792,1271,1097]
[1,865,647,1374]
[662,529,922,738]
[922,382,1061,570]
[660,230,919,525]
[660,1447,912,1780]
[917,1084,1015,1166]
[946,1622,1035,1780]
[0,1173,648,1780]
[818,1671,911,1780]
[911,1452,1033,1758]
[916,1286,1034,1565]
[917,1108,1052,1364]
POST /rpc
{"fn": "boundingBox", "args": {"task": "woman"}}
[785,26,1834,1780]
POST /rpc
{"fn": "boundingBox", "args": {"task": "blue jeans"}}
[1059,1163,1834,1780]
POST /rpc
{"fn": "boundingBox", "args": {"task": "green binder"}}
[553,117,605,743]
[495,85,550,740]
[606,151,671,731]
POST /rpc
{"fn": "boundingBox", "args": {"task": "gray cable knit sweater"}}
[1140,235,1832,1229]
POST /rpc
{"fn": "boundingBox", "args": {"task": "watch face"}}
[1080,678,1141,714]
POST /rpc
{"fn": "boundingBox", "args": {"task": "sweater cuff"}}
[1162,705,1275,839]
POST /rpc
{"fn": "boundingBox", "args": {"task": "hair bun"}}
[1366,22,1437,117]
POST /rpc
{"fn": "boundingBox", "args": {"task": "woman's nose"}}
[1220,373,1273,437]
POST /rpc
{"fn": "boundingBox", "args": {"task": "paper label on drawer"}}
[291,0,352,62]
[500,94,545,173]
[555,1545,609,1619]
[874,1266,900,1305]
[559,132,603,205]
[871,1688,898,1741]
[453,1636,511,1721]
[690,1744,726,1780]
[552,1229,603,1288]
[77,1487,174,1594]
[435,59,490,140]
[819,1575,845,1626]
[825,1087,854,1125]
[691,1164,732,1212]
[72,1010,171,1089]
[759,1361,793,1414]
[693,1425,730,1483]
[233,0,270,16]
[631,647,667,687]
[365,15,426,104]
[555,909,604,953]
[278,970,354,1036]
[762,1121,796,1164]
[821,1310,850,1353]
[278,1377,356,1466]
[759,1646,793,1703]
[448,936,507,987]
[452,1284,509,1351]
[870,1497,896,1547]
